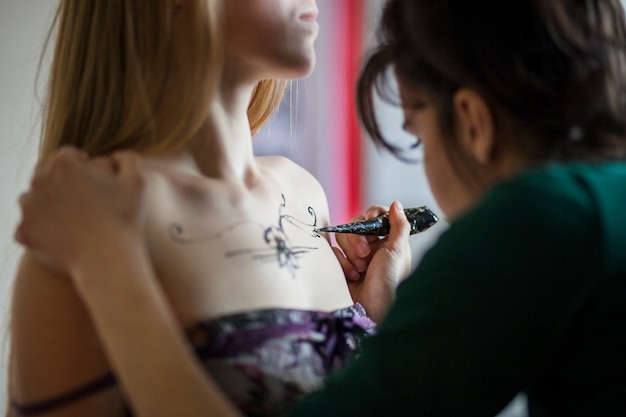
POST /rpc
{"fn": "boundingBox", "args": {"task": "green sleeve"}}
[288,175,602,416]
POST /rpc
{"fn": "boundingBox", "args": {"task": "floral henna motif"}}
[168,194,320,278]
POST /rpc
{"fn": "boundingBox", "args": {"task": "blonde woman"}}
[15,0,626,416]
[8,1,412,416]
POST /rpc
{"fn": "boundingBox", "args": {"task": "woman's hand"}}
[15,146,146,277]
[333,201,412,322]
[15,148,242,417]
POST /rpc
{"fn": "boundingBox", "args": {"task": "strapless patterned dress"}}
[12,303,376,417]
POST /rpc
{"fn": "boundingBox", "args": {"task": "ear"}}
[453,88,495,165]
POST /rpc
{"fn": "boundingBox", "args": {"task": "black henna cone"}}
[316,206,438,236]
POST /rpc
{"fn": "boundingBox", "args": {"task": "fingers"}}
[57,145,89,160]
[335,229,369,269]
[363,205,388,219]
[34,147,138,182]
[335,207,386,262]
[15,147,146,277]
[332,246,361,281]
[41,145,88,167]
[90,157,117,174]
[111,151,145,188]
[32,146,89,188]
[386,201,411,243]
[384,201,413,279]
[45,145,89,170]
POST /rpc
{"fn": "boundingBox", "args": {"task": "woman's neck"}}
[183,82,260,182]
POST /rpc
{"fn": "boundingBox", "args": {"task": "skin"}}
[14,146,412,417]
[10,1,412,416]
[12,36,527,416]
[18,72,524,417]
[14,0,622,414]
[221,0,320,81]
[396,80,528,220]
[14,69,526,417]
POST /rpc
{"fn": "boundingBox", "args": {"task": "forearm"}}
[72,232,242,417]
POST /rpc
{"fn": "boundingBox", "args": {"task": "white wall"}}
[0,0,58,411]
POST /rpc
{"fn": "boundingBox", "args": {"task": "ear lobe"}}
[453,89,495,165]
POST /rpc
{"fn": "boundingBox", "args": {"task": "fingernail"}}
[355,259,367,272]
[349,270,360,280]
[357,242,369,257]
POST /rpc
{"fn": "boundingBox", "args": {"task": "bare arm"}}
[14,148,412,416]
[69,230,242,417]
[9,253,126,417]
[14,147,242,417]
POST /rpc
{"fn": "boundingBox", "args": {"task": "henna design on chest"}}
[168,194,321,278]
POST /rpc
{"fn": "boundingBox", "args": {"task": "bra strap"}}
[12,372,117,415]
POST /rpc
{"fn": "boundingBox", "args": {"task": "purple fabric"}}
[187,303,376,417]
[12,304,375,417]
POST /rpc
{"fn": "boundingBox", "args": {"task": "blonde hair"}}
[39,0,286,159]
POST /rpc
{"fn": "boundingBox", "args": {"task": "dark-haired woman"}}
[15,0,626,416]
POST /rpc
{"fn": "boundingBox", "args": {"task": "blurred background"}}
[0,0,536,414]
[252,0,447,258]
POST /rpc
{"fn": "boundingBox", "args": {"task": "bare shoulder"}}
[256,155,328,203]
[9,252,125,415]
[135,154,209,200]
[256,154,314,178]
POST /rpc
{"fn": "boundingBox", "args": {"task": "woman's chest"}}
[142,186,351,324]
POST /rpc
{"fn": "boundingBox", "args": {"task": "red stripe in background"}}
[341,0,364,219]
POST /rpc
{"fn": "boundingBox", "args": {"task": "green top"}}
[289,162,626,417]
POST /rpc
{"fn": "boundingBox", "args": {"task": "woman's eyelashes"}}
[402,119,413,133]
[401,115,420,135]
[402,120,423,149]
[410,138,423,149]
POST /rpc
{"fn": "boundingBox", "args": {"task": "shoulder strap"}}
[11,372,116,415]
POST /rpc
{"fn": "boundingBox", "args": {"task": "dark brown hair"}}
[357,0,626,167]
